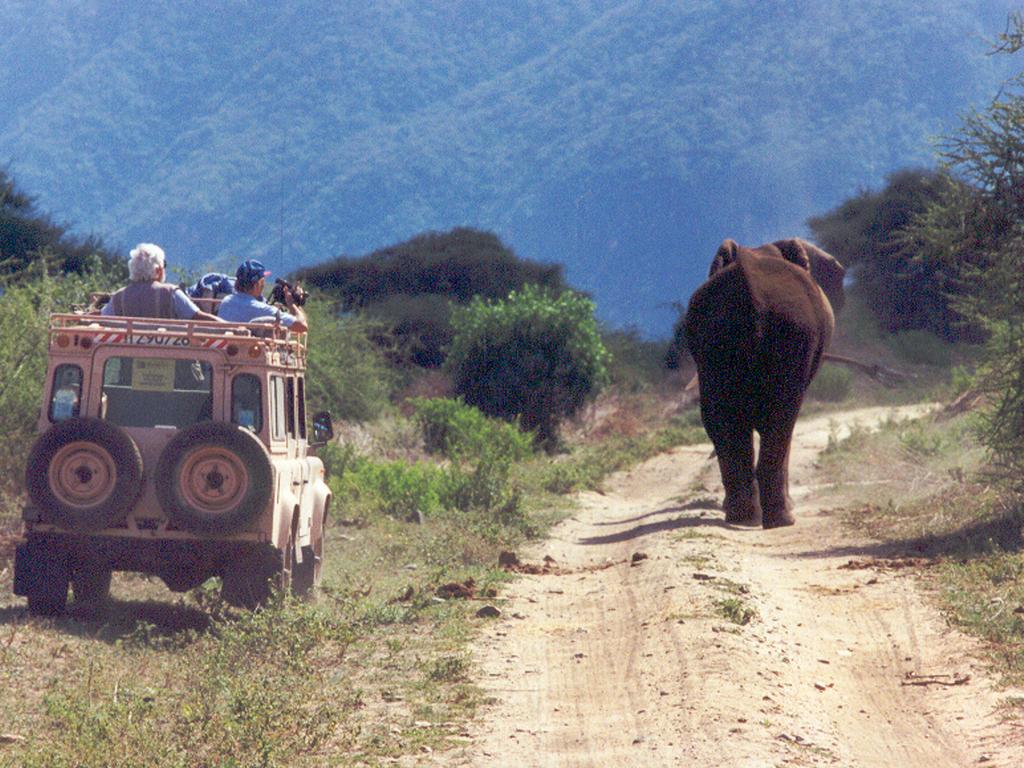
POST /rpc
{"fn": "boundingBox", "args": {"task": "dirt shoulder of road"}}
[440,405,1024,768]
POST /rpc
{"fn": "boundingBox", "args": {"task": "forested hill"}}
[0,1,1015,334]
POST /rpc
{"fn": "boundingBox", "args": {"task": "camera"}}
[269,278,308,308]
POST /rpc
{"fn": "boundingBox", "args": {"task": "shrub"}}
[601,327,670,392]
[304,297,396,421]
[295,228,568,368]
[886,329,954,367]
[412,398,532,525]
[807,363,853,402]
[807,167,978,341]
[446,286,609,447]
[362,293,453,367]
[334,455,447,521]
[0,256,121,500]
[411,397,533,461]
[327,401,533,530]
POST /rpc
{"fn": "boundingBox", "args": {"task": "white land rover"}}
[14,312,333,614]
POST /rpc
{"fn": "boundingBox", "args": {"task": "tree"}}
[294,228,566,367]
[445,285,609,448]
[0,171,122,280]
[807,168,981,341]
[909,12,1024,472]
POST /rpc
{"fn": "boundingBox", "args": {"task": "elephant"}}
[682,238,845,528]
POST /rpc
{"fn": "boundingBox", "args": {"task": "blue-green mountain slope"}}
[0,1,1015,334]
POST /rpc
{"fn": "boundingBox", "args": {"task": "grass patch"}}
[818,408,1024,686]
[529,409,706,495]
[713,597,758,626]
[807,363,853,402]
[937,554,1024,684]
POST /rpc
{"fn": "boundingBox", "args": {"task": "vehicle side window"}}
[285,376,297,438]
[49,364,82,422]
[232,374,263,433]
[297,377,307,440]
[270,375,286,440]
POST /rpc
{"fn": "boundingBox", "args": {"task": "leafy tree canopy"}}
[296,227,564,308]
[907,11,1024,473]
[807,168,982,341]
[295,227,566,367]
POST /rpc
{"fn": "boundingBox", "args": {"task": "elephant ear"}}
[771,239,812,272]
[709,239,740,277]
[798,239,846,312]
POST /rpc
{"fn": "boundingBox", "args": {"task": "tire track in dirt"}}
[444,406,1023,767]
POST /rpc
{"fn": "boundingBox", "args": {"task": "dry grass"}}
[815,406,1024,686]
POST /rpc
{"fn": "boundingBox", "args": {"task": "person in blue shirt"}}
[218,259,309,333]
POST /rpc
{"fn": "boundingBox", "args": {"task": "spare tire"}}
[156,421,273,534]
[26,418,143,531]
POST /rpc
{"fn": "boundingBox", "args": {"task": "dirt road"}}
[447,406,1023,767]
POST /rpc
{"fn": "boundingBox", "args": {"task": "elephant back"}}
[737,252,834,335]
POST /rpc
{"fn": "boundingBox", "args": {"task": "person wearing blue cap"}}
[218,259,309,333]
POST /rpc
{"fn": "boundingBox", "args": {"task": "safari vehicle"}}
[13,311,334,615]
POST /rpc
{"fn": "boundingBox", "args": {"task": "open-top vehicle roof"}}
[47,312,307,371]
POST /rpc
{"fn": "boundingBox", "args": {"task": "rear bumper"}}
[14,532,279,594]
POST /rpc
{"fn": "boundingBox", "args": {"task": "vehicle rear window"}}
[101,356,213,428]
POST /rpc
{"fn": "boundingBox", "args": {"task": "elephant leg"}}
[756,416,798,529]
[709,424,762,527]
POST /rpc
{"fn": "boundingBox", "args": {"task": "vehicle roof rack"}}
[48,313,307,367]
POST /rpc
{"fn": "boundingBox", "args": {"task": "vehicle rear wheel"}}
[292,513,323,598]
[18,541,71,617]
[221,543,289,609]
[71,563,112,614]
[26,418,143,531]
[156,422,273,535]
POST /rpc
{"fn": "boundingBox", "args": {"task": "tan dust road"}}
[446,406,1023,767]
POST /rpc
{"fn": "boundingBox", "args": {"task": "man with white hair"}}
[102,243,221,321]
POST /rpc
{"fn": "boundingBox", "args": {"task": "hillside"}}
[0,0,1015,333]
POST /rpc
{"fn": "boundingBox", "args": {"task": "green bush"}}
[334,455,447,521]
[0,256,121,499]
[411,397,533,461]
[295,228,568,368]
[331,449,526,531]
[297,227,565,309]
[304,297,396,422]
[328,401,533,530]
[807,167,980,342]
[362,292,453,367]
[601,327,669,392]
[886,329,954,367]
[446,285,609,447]
[807,363,853,402]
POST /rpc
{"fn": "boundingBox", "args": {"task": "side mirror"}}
[310,411,334,447]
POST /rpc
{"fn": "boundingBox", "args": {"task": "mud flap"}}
[13,541,69,597]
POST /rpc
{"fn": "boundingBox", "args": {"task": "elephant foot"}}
[723,497,762,527]
[762,508,796,529]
